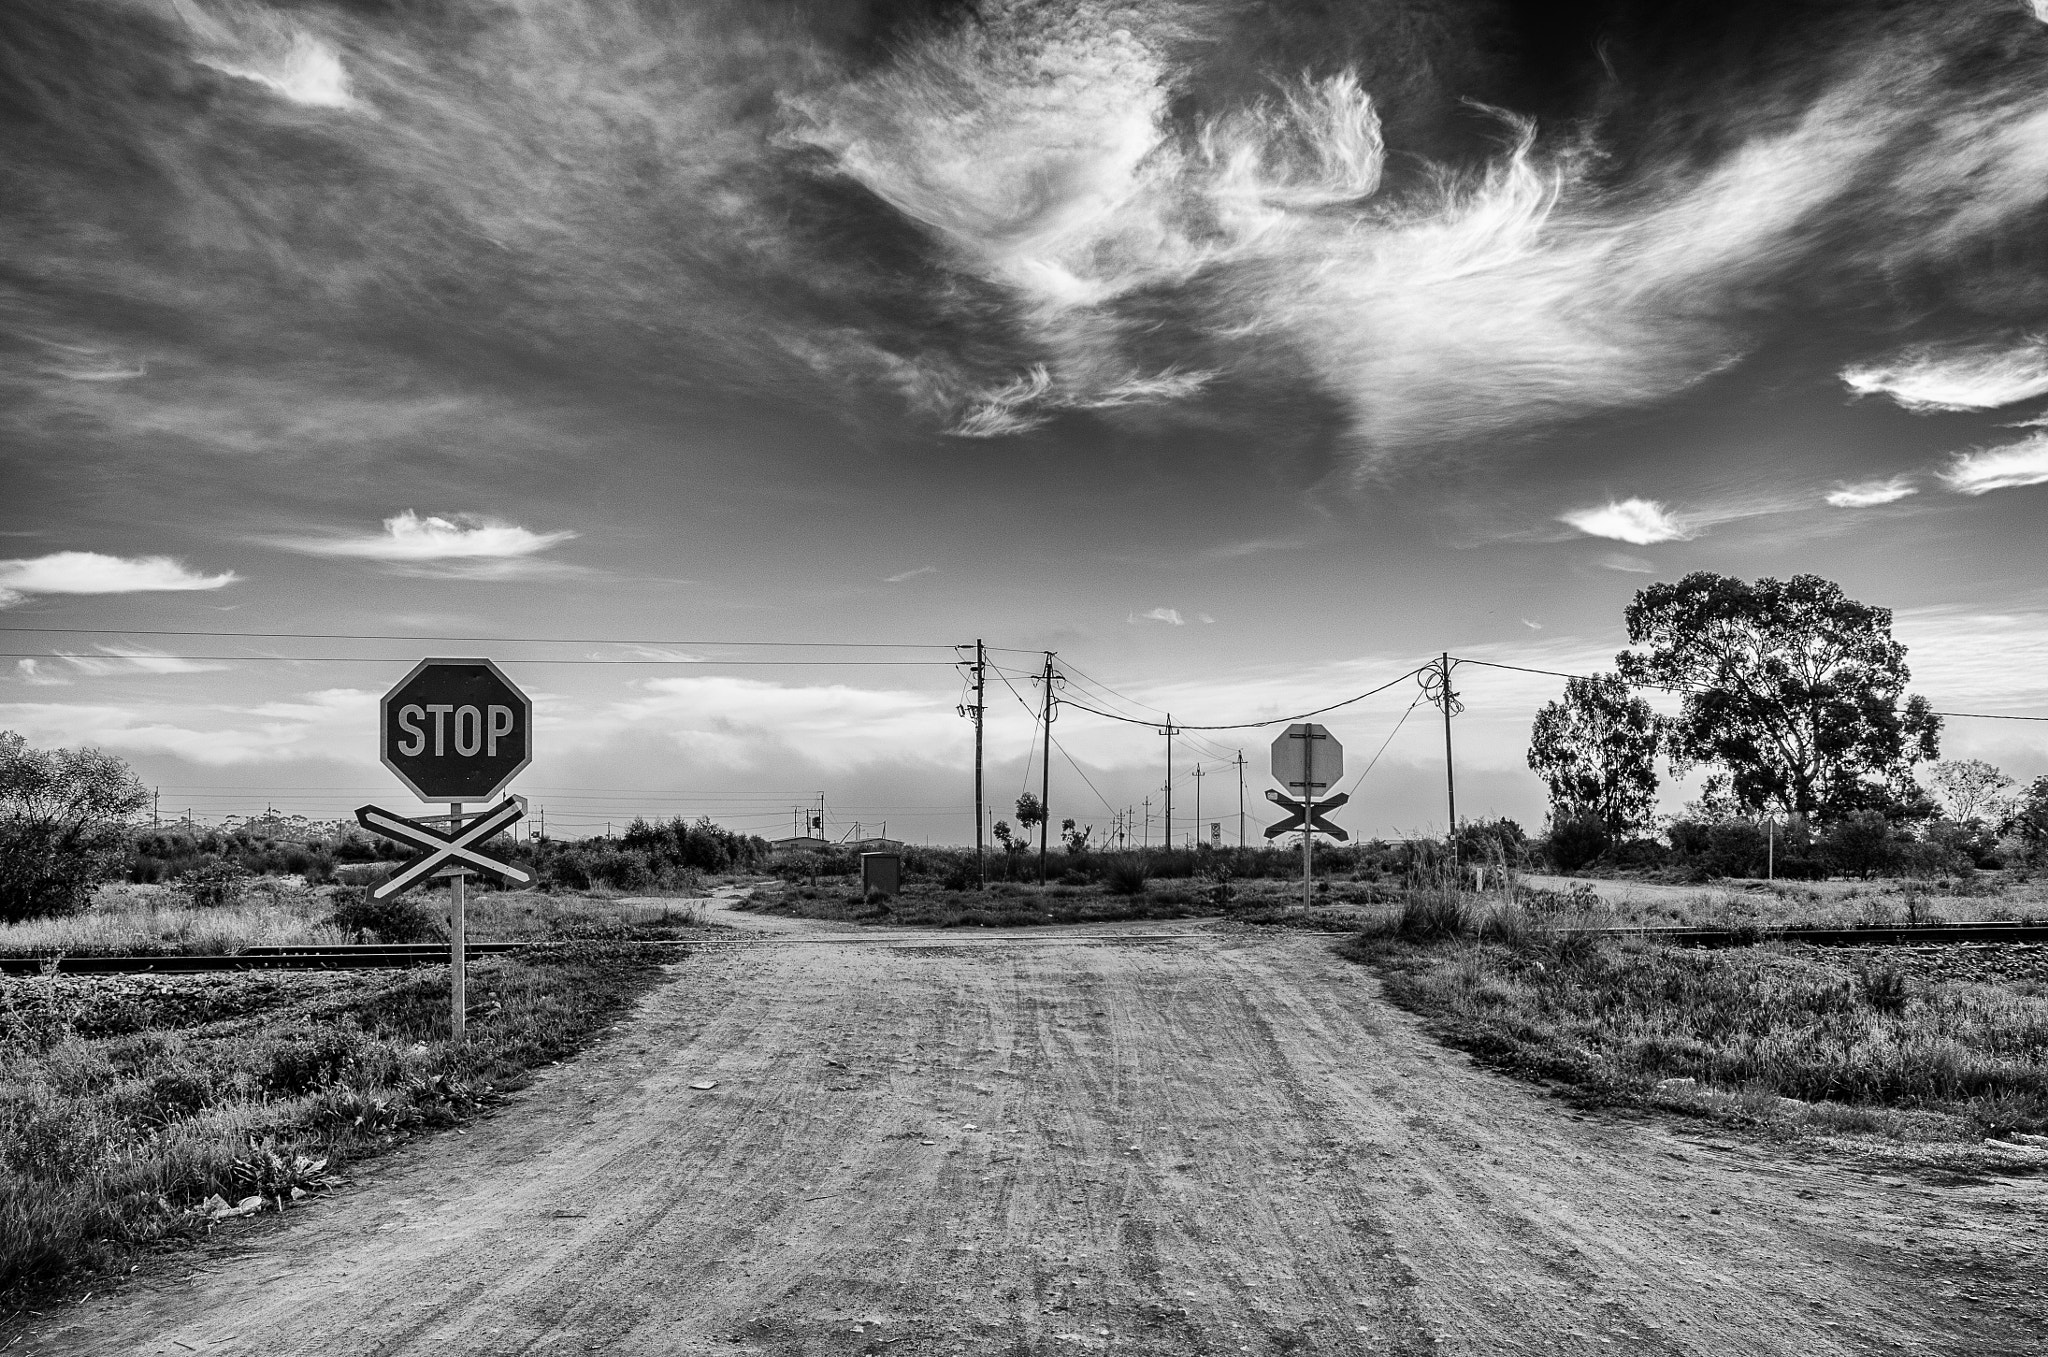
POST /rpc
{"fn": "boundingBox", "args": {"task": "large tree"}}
[1616,573,1940,822]
[0,730,148,921]
[1526,673,1662,837]
[1928,758,2014,824]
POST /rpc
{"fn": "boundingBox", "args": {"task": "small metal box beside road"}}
[861,852,901,899]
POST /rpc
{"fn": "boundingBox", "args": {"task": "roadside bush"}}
[1823,811,1903,879]
[1,733,147,923]
[178,860,251,908]
[1609,837,1668,869]
[1103,857,1149,896]
[1545,813,1609,872]
[327,890,443,944]
[1396,889,1469,940]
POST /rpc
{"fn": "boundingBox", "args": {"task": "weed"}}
[1104,858,1149,897]
[0,941,679,1302]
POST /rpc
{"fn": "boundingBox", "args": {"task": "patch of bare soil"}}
[14,912,2047,1356]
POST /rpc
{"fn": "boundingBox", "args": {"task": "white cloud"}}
[275,511,577,562]
[605,676,967,772]
[1521,619,1543,630]
[1597,553,1656,573]
[0,689,378,766]
[1131,608,1186,626]
[791,9,2048,461]
[885,566,937,583]
[1560,499,1692,545]
[1939,434,2048,494]
[1204,538,1305,560]
[13,660,67,688]
[1824,476,1918,508]
[198,33,357,110]
[1842,340,2048,412]
[57,647,231,677]
[0,552,238,608]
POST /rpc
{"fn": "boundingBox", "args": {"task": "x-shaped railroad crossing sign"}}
[355,798,535,901]
[1263,789,1350,841]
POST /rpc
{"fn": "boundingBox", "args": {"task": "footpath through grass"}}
[0,940,684,1304]
[1343,891,2048,1147]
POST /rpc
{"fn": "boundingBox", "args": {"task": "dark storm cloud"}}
[9,0,2048,482]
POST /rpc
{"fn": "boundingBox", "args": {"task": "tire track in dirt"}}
[20,924,2047,1356]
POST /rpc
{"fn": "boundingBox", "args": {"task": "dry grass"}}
[1344,903,2048,1144]
[1521,872,2048,932]
[0,883,709,957]
[0,940,685,1302]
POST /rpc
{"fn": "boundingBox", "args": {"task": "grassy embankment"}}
[1345,888,2048,1147]
[0,880,709,958]
[0,889,713,1304]
[1516,871,2048,932]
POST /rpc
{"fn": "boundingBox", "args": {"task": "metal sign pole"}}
[1301,737,1314,913]
[450,800,465,1042]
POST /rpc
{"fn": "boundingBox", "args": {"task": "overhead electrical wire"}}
[0,625,950,648]
[1058,664,1429,731]
[1,653,951,667]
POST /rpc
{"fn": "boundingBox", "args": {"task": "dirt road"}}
[27,900,2048,1356]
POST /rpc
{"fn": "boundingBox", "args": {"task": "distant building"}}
[767,836,832,854]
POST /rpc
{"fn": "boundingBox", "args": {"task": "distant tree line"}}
[1526,572,2047,878]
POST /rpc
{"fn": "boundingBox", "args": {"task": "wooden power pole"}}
[1037,651,1056,884]
[963,641,986,888]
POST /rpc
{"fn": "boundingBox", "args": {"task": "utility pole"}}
[1038,651,1056,884]
[961,641,986,888]
[152,787,160,830]
[1161,714,1174,854]
[1422,653,1463,863]
[1142,797,1151,848]
[1193,764,1203,849]
[1236,751,1246,848]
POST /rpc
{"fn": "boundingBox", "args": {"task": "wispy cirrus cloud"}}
[1131,608,1187,626]
[1559,499,1693,545]
[1842,340,2048,413]
[53,646,231,677]
[270,512,580,579]
[0,552,238,608]
[884,565,936,583]
[1939,434,2048,495]
[1825,476,1918,508]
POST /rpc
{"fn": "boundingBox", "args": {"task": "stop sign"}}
[379,657,532,802]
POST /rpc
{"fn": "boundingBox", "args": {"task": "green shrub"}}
[178,860,250,908]
[1545,813,1609,872]
[1104,857,1148,896]
[1397,889,1469,940]
[327,890,443,944]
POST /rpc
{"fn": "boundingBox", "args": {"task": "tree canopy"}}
[0,729,149,921]
[1526,673,1661,837]
[1615,573,1939,822]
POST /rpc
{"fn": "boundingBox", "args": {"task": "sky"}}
[5,0,2048,846]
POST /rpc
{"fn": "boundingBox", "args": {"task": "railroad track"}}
[1615,920,2048,948]
[8,919,2047,975]
[0,941,546,975]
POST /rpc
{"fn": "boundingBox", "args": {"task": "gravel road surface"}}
[25,895,2047,1356]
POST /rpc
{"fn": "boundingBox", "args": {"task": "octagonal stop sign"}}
[380,658,532,801]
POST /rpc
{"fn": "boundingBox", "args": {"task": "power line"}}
[1057,664,1429,731]
[3,653,951,667]
[1930,711,2048,722]
[0,626,950,648]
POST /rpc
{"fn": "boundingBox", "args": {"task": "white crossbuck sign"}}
[356,798,535,901]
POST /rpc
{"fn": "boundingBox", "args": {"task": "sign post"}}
[369,658,534,1041]
[1269,723,1344,912]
